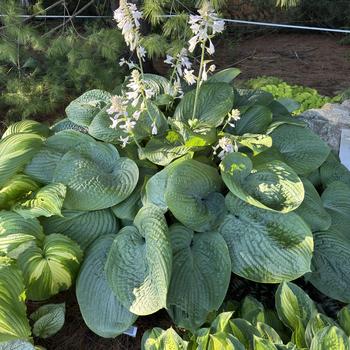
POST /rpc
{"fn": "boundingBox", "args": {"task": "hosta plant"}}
[142,282,350,350]
[0,0,350,347]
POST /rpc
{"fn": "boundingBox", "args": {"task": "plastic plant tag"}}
[340,129,350,170]
[123,326,138,337]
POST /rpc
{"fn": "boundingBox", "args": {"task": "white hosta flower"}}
[110,116,121,129]
[213,137,234,159]
[119,58,136,69]
[120,119,136,133]
[209,64,216,72]
[164,49,192,79]
[188,3,225,54]
[184,69,196,85]
[151,122,158,135]
[107,95,128,117]
[133,110,141,120]
[164,55,174,65]
[119,135,130,148]
[227,108,241,127]
[137,46,147,61]
[114,0,142,51]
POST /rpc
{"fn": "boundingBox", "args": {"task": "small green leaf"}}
[240,297,265,325]
[338,305,350,336]
[207,68,241,83]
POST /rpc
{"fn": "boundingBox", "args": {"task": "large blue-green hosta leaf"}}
[310,326,350,350]
[220,195,313,283]
[0,340,36,350]
[1,120,49,139]
[76,235,137,338]
[295,179,331,232]
[65,89,111,127]
[220,152,304,213]
[105,206,172,315]
[0,133,44,187]
[270,125,330,175]
[41,209,119,250]
[306,182,350,302]
[0,258,31,342]
[319,153,350,188]
[0,211,44,257]
[165,159,225,232]
[17,234,83,301]
[207,68,241,83]
[167,224,231,331]
[12,183,66,219]
[174,83,234,128]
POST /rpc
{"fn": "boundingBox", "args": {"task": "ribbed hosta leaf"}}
[50,118,87,133]
[17,234,83,301]
[235,89,274,109]
[0,211,44,257]
[234,134,272,156]
[41,209,119,250]
[53,141,139,211]
[0,133,44,187]
[307,182,350,302]
[305,313,337,348]
[2,120,49,139]
[77,235,137,337]
[0,175,39,210]
[167,224,231,331]
[320,153,350,188]
[220,152,304,213]
[270,125,330,175]
[165,159,225,232]
[310,326,350,350]
[0,258,31,342]
[30,303,65,339]
[295,179,331,232]
[220,195,313,283]
[105,206,172,315]
[234,105,272,135]
[174,83,234,128]
[12,183,66,219]
[65,89,111,127]
[0,340,35,350]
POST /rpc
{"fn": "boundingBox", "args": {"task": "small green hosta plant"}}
[0,0,350,347]
[142,282,350,350]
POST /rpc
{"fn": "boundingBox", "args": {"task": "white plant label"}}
[123,326,138,338]
[340,129,350,170]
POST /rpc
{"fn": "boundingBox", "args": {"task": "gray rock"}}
[299,100,350,153]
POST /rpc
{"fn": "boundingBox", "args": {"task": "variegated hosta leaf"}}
[305,313,337,348]
[12,183,66,219]
[256,322,283,345]
[234,134,273,156]
[0,133,44,187]
[0,258,31,342]
[41,209,119,250]
[320,153,350,188]
[142,328,188,350]
[167,224,231,331]
[210,312,234,334]
[0,340,35,350]
[295,178,331,232]
[0,175,39,210]
[338,306,350,336]
[220,194,313,283]
[174,83,234,128]
[310,326,350,350]
[105,206,172,315]
[1,120,49,139]
[308,182,350,302]
[65,89,111,127]
[0,211,44,257]
[270,125,330,175]
[253,336,278,350]
[220,152,304,213]
[76,235,137,338]
[230,319,261,349]
[233,105,272,135]
[165,159,225,232]
[52,141,139,211]
[17,234,83,301]
[141,328,164,350]
[30,303,65,339]
[275,282,316,331]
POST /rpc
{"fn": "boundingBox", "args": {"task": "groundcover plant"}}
[0,0,350,348]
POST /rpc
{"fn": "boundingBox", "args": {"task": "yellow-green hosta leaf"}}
[0,211,44,257]
[41,209,119,250]
[275,344,300,350]
[270,125,330,175]
[240,297,265,325]
[253,336,278,350]
[291,318,307,349]
[0,258,31,342]
[0,340,35,350]
[30,303,65,339]
[76,235,137,338]
[233,134,273,156]
[338,306,350,336]
[142,328,164,350]
[0,175,39,210]
[275,282,316,331]
[0,133,44,187]
[220,152,304,213]
[165,159,225,232]
[305,313,337,348]
[17,234,83,301]
[229,319,261,349]
[310,326,350,350]
[256,323,283,345]
[65,89,111,127]
[167,224,231,331]
[174,83,234,128]
[159,329,188,350]
[12,183,66,219]
[220,195,313,283]
[210,312,234,334]
[105,206,172,315]
[1,120,49,139]
[295,179,331,232]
